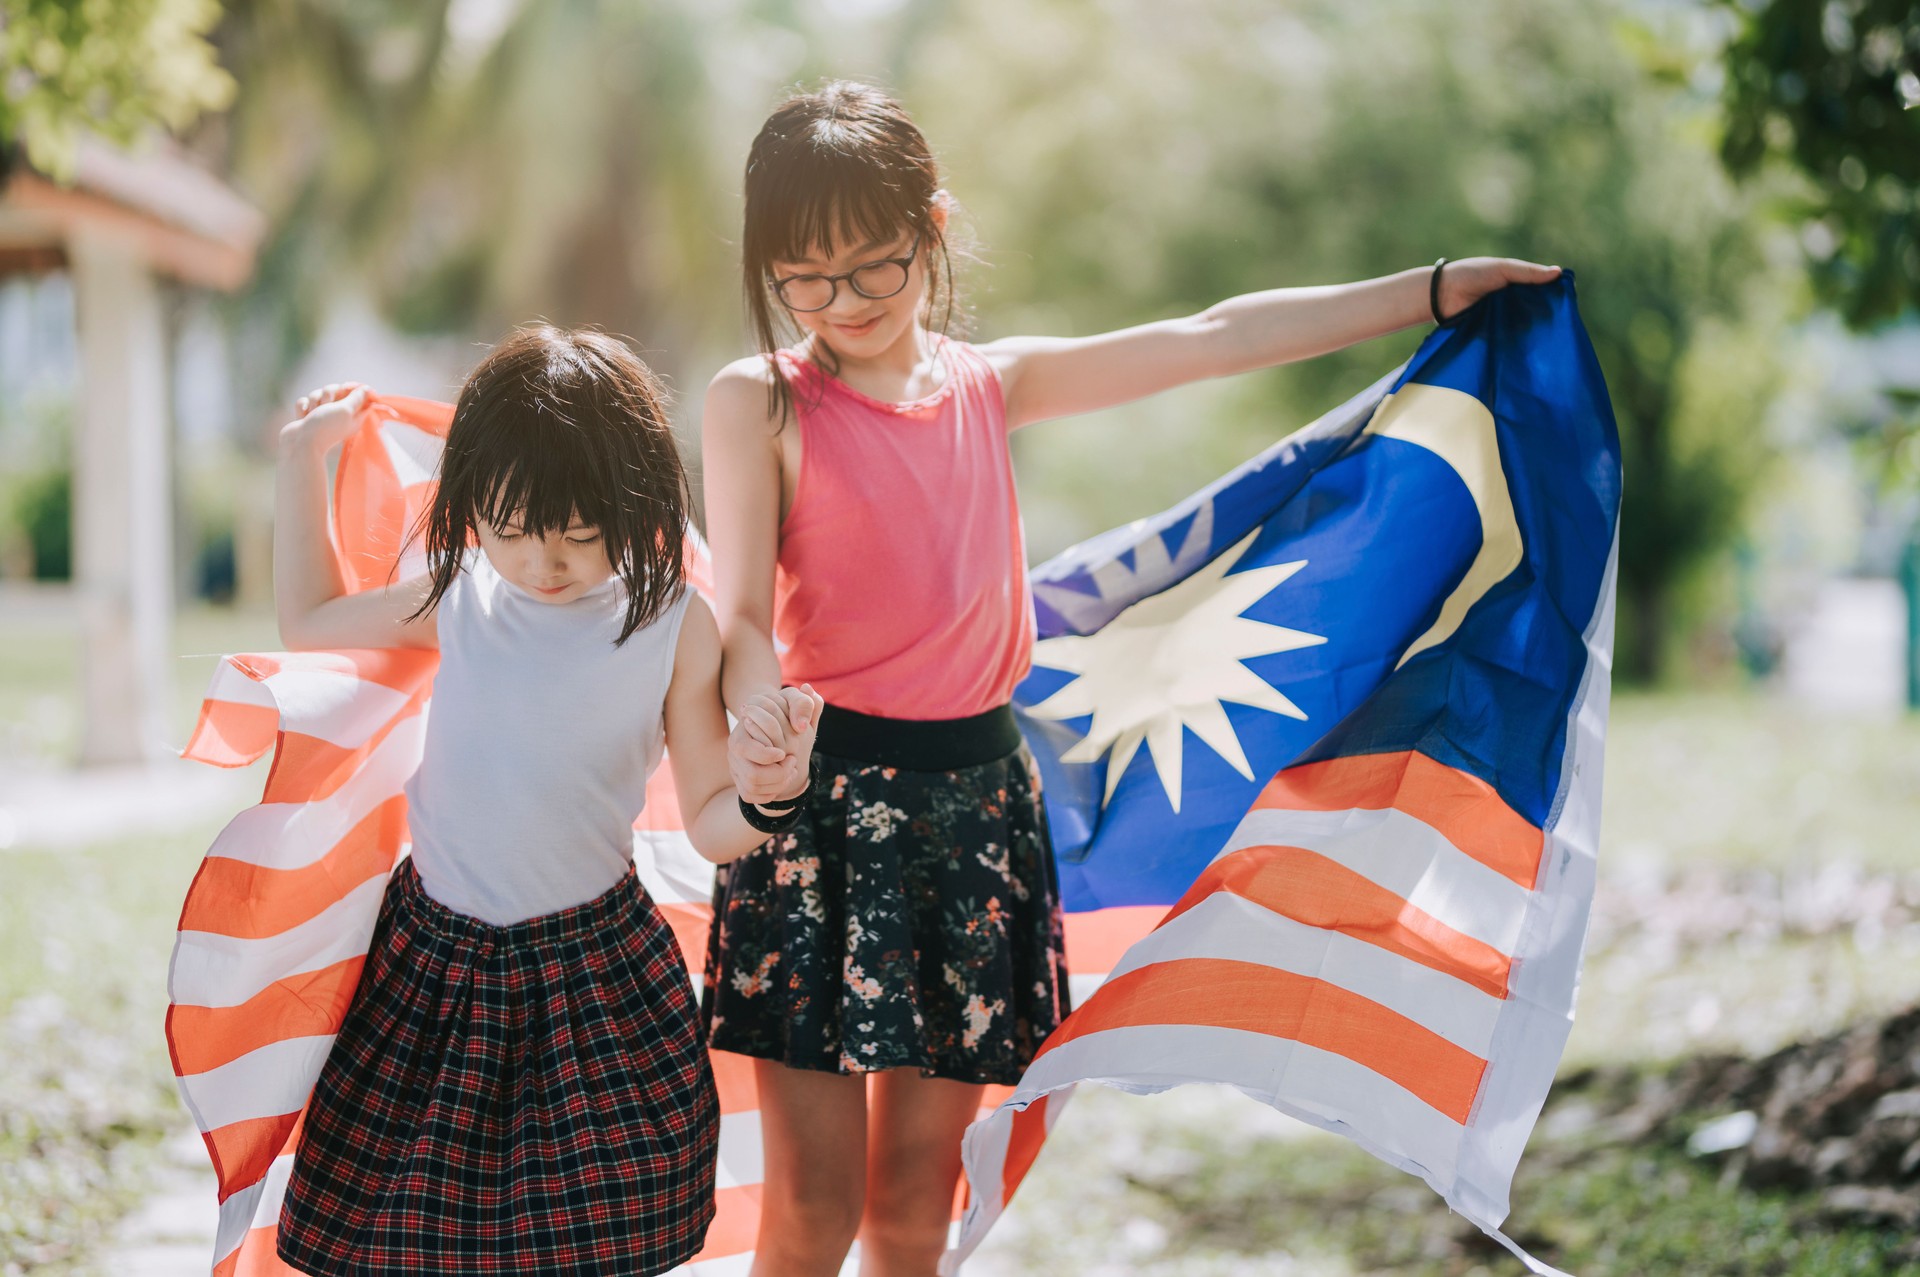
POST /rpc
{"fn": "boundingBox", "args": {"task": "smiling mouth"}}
[834,315,882,334]
[533,583,571,595]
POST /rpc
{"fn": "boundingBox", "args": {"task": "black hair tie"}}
[1430,257,1450,325]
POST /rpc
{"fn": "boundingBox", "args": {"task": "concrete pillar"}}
[69,229,173,764]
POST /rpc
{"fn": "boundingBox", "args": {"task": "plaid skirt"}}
[278,858,718,1277]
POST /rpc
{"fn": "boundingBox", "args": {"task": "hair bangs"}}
[469,407,616,539]
[752,150,926,268]
[412,325,690,645]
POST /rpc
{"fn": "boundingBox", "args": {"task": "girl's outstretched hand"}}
[1434,258,1561,323]
[279,383,368,455]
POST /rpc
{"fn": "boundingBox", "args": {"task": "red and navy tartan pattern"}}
[277,858,718,1276]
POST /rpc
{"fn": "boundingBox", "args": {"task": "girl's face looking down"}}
[474,512,614,603]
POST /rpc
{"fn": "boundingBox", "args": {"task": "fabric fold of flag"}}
[948,275,1619,1277]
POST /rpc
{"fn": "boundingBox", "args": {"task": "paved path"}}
[0,755,257,851]
[1780,577,1909,716]
[101,1127,221,1277]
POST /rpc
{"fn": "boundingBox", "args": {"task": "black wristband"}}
[738,758,817,834]
[740,795,803,835]
[1430,257,1450,325]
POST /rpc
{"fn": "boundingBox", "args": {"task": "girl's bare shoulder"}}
[704,356,783,436]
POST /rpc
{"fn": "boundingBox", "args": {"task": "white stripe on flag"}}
[169,872,392,1008]
[255,668,420,750]
[1223,805,1532,954]
[203,720,423,871]
[1011,1023,1465,1186]
[633,827,718,906]
[1067,972,1108,1007]
[379,420,443,488]
[1453,534,1618,1235]
[1106,892,1504,1055]
[178,1034,337,1133]
[714,1110,763,1190]
[212,1160,282,1266]
[202,662,278,712]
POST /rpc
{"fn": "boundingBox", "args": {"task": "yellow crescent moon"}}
[1363,382,1524,669]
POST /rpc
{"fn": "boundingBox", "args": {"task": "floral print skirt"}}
[701,744,1071,1085]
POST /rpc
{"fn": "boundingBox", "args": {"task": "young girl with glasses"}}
[701,80,1559,1276]
[271,327,820,1275]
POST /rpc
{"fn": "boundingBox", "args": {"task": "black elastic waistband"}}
[815,702,1021,772]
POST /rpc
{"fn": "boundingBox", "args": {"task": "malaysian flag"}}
[950,273,1618,1275]
[167,272,1615,1276]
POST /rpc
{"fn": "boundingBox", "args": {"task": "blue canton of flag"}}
[949,274,1621,1277]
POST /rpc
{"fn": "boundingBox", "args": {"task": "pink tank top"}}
[773,338,1035,720]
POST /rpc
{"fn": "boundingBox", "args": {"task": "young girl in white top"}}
[270,325,819,1276]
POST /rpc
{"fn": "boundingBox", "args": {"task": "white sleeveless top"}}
[405,551,689,925]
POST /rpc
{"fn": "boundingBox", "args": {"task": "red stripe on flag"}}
[184,699,281,769]
[168,957,365,1077]
[1062,906,1164,974]
[1038,957,1486,1123]
[658,903,711,971]
[229,649,438,697]
[230,1226,302,1277]
[1168,843,1512,998]
[1257,751,1544,889]
[1001,1095,1052,1204]
[177,799,406,939]
[261,688,429,804]
[206,1111,302,1202]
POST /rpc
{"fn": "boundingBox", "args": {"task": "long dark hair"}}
[412,325,688,644]
[742,80,959,424]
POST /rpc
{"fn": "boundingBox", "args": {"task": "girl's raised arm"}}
[275,385,438,651]
[700,360,789,742]
[663,593,817,865]
[980,257,1561,430]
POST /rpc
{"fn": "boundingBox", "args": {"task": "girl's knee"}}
[765,1174,865,1252]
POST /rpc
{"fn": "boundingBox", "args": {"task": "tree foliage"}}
[0,0,234,177]
[189,0,1787,681]
[1720,0,1920,326]
[911,0,1788,681]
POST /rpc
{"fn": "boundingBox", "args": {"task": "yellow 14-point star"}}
[1026,529,1326,813]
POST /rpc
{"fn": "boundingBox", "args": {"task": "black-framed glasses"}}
[771,233,921,313]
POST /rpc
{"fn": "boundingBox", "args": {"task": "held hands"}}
[279,383,368,455]
[1433,258,1562,323]
[727,684,825,808]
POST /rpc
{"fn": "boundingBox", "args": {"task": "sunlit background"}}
[2,1,1918,1273]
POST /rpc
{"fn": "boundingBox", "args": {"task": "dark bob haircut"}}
[411,325,688,644]
[742,80,957,424]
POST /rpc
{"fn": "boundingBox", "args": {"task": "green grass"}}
[0,817,232,1272]
[1602,690,1920,874]
[0,605,272,1270]
[976,1085,1920,1277]
[0,604,282,766]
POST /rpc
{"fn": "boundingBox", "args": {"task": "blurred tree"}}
[0,0,234,177]
[197,0,787,424]
[1719,0,1920,328]
[908,0,1789,682]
